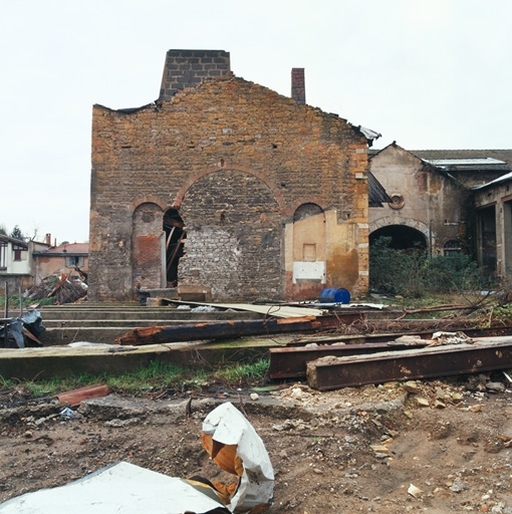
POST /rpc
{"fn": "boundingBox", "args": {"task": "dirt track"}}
[1,376,512,513]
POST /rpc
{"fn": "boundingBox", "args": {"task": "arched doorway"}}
[178,169,281,301]
[370,225,427,250]
[163,209,185,287]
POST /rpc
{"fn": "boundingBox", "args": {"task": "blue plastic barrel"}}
[319,288,351,304]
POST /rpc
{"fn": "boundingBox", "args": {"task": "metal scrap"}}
[0,310,45,348]
[306,337,512,391]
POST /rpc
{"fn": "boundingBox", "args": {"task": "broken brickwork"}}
[89,49,370,302]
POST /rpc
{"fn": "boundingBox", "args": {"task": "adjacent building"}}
[369,143,472,256]
[32,242,89,284]
[0,235,49,291]
[473,172,512,278]
[369,145,512,281]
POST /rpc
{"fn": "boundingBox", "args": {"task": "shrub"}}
[370,237,485,298]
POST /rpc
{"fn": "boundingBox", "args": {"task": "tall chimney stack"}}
[159,50,231,102]
[291,68,305,104]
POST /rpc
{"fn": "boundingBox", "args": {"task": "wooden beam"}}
[116,316,342,346]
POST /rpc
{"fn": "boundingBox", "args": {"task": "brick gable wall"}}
[89,64,369,301]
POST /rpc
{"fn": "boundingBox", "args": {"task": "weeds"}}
[0,292,55,310]
[370,236,490,299]
[0,358,271,399]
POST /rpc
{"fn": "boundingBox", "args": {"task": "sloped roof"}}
[42,243,89,255]
[368,170,391,207]
[0,234,28,248]
[471,170,512,190]
[410,149,512,172]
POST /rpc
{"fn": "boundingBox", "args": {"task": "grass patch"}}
[0,358,271,399]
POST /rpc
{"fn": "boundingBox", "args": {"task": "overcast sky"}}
[1,0,511,244]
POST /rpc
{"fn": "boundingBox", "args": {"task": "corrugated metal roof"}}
[370,148,512,165]
[471,170,512,190]
[424,157,506,167]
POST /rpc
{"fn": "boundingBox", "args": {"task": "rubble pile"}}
[27,274,87,305]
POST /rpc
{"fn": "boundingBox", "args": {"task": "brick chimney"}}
[159,50,231,102]
[291,68,305,104]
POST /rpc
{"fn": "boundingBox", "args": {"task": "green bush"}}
[369,237,428,296]
[423,254,482,293]
[369,237,485,298]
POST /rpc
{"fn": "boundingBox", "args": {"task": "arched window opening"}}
[443,239,462,257]
[369,225,427,250]
[163,209,185,287]
[293,203,324,222]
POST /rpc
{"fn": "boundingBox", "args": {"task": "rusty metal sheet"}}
[271,327,512,380]
[269,340,428,379]
[306,338,512,391]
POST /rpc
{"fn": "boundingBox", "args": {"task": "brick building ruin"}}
[88,49,376,302]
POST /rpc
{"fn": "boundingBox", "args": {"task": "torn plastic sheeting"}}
[0,402,274,514]
[200,402,274,513]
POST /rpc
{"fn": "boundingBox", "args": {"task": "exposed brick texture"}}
[159,50,231,102]
[291,68,305,104]
[89,50,369,302]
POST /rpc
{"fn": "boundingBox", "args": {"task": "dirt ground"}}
[1,374,512,513]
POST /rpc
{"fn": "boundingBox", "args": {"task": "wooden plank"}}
[269,340,428,379]
[166,300,329,318]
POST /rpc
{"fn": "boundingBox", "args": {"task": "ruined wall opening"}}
[370,225,427,250]
[477,205,497,276]
[163,209,185,287]
[443,239,462,256]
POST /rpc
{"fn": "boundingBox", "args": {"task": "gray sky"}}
[1,0,511,244]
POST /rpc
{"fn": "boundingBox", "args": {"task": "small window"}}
[12,244,26,261]
[0,242,6,270]
[444,239,462,256]
[66,256,84,267]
